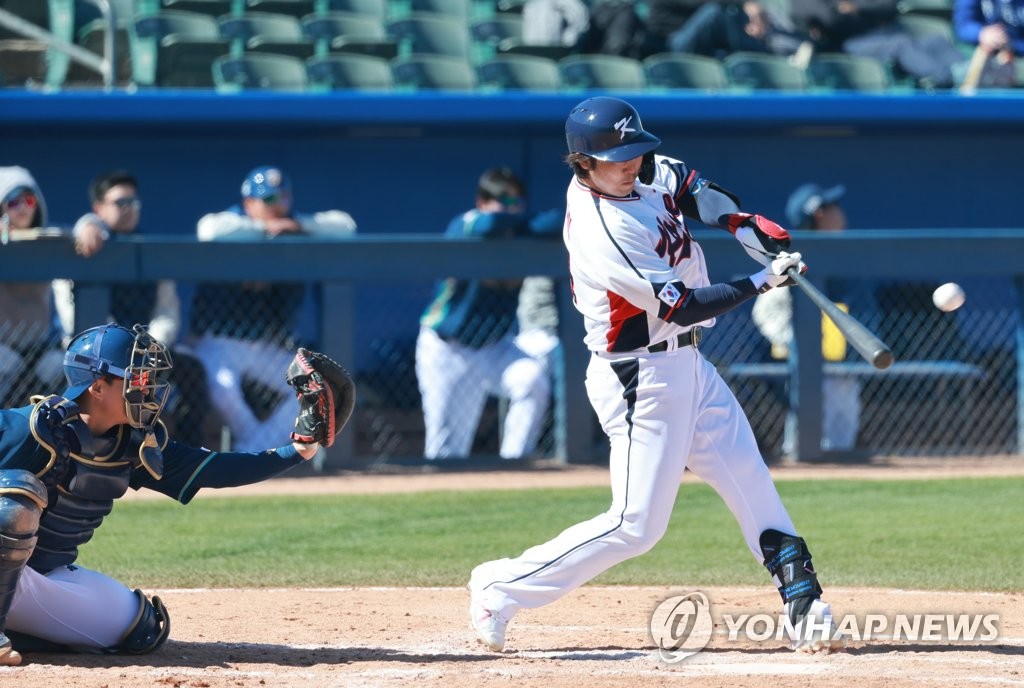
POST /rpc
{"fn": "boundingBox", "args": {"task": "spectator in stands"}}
[415,166,562,461]
[574,0,647,58]
[791,0,968,88]
[953,0,1020,87]
[190,165,357,452]
[52,170,210,446]
[521,0,590,48]
[0,166,64,407]
[665,0,807,60]
[752,183,861,456]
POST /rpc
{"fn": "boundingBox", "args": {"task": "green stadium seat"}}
[558,54,646,90]
[723,51,807,90]
[160,0,235,18]
[477,53,559,90]
[391,53,476,89]
[808,53,893,91]
[387,13,471,59]
[301,10,388,56]
[319,0,386,21]
[643,52,728,90]
[219,11,315,58]
[409,0,470,20]
[242,0,316,18]
[306,53,392,90]
[131,10,231,87]
[213,51,308,90]
[495,38,571,61]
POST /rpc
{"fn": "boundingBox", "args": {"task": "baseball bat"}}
[785,267,894,370]
[959,44,989,95]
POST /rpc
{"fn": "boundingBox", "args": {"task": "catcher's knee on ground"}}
[0,470,47,665]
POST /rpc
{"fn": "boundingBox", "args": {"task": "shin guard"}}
[759,528,822,624]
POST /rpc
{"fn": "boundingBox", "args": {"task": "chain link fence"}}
[2,273,1019,466]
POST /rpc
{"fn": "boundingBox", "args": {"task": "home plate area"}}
[5,585,1021,688]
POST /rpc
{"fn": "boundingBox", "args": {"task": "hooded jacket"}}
[0,166,56,346]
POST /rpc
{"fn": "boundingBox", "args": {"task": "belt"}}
[646,327,702,353]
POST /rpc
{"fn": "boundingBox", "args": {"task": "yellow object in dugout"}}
[770,303,849,361]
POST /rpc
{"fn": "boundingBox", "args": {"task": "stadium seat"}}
[477,54,559,90]
[470,15,523,63]
[319,0,387,22]
[409,0,470,20]
[894,14,955,41]
[558,54,646,90]
[723,51,807,90]
[808,53,893,91]
[306,53,393,90]
[213,51,308,90]
[643,52,728,90]
[219,12,315,59]
[495,38,571,61]
[160,0,234,17]
[242,0,316,18]
[387,13,471,59]
[131,10,231,87]
[392,53,476,89]
[301,11,395,58]
[896,0,954,18]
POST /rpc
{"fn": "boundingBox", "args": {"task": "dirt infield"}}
[7,457,1024,687]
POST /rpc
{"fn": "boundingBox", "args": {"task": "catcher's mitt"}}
[285,348,356,447]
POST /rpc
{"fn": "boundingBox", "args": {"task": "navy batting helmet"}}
[565,97,660,162]
[63,323,173,429]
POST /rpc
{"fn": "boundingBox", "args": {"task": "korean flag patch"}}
[658,282,682,307]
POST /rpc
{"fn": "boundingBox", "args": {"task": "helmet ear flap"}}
[639,151,656,185]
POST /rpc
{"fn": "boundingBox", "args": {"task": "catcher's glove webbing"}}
[285,348,356,447]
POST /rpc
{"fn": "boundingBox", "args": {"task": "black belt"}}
[647,327,702,353]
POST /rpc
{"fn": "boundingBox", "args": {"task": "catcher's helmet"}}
[63,323,173,429]
[565,97,661,162]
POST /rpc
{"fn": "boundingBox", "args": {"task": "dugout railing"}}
[1,229,1023,468]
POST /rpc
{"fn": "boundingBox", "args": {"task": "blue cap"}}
[241,166,290,199]
[786,183,845,229]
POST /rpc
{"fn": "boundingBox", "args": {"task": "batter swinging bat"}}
[785,267,895,370]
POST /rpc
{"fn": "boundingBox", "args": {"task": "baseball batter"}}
[469,96,842,654]
[0,323,350,666]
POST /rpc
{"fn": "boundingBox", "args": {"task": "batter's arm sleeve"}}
[649,155,744,227]
[133,442,306,504]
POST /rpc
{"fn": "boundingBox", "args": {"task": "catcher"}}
[0,323,354,666]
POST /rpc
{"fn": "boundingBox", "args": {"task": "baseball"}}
[932,282,965,312]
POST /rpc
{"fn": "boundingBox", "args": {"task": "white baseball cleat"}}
[469,601,509,652]
[0,635,22,666]
[785,599,844,654]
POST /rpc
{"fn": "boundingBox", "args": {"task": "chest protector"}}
[27,395,168,573]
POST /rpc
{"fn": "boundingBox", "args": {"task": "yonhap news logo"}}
[649,592,714,663]
[649,590,1001,662]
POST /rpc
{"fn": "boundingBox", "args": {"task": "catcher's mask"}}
[63,323,173,429]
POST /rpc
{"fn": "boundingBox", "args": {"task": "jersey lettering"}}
[655,214,691,267]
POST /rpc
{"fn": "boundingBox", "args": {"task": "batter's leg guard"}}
[112,589,170,655]
[759,528,823,625]
[0,469,48,666]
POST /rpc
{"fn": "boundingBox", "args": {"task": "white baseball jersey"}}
[563,155,757,353]
[470,153,801,625]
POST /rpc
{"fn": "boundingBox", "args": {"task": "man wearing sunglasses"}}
[0,166,65,409]
[52,171,212,447]
[190,166,357,454]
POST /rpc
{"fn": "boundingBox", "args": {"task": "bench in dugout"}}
[722,360,987,456]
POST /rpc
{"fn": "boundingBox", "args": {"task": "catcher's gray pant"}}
[416,327,551,460]
[471,346,797,617]
[8,565,140,649]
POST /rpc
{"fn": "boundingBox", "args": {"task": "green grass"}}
[77,476,1023,591]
